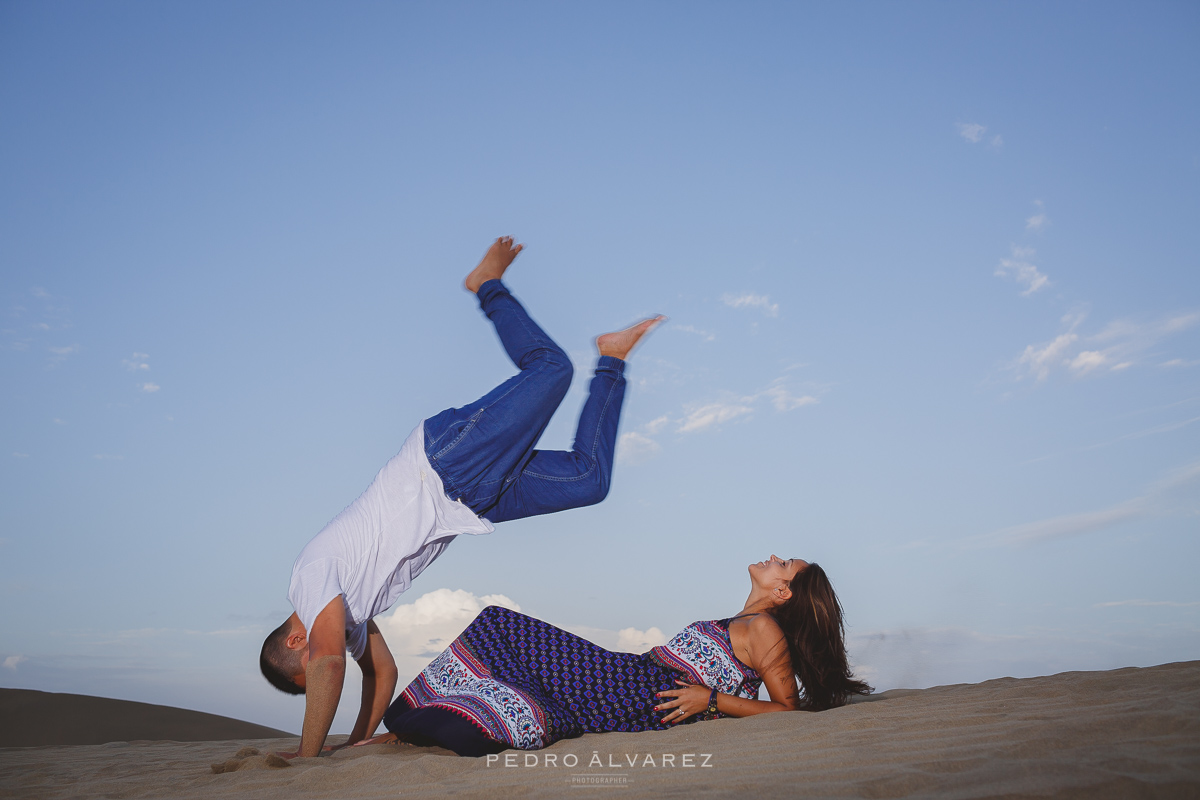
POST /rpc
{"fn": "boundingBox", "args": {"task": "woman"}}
[363,556,870,756]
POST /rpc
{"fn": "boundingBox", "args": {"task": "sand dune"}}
[0,689,291,748]
[2,662,1198,798]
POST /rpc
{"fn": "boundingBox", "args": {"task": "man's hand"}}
[273,741,345,761]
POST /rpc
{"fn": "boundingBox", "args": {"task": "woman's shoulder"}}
[728,612,784,635]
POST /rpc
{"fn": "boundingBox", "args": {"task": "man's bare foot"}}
[465,236,523,293]
[596,315,666,361]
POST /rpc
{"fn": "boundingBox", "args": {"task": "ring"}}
[677,708,686,716]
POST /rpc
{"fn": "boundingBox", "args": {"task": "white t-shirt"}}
[288,423,494,660]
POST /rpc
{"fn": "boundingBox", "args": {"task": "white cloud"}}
[30,287,49,299]
[990,134,1004,147]
[140,382,161,393]
[12,452,28,458]
[616,431,661,465]
[1018,332,1078,381]
[375,588,521,679]
[957,123,987,143]
[721,292,779,318]
[761,384,819,412]
[1026,214,1047,231]
[995,245,1050,296]
[673,324,715,342]
[124,353,151,371]
[3,655,27,670]
[677,401,755,433]
[1159,358,1199,368]
[1014,311,1199,382]
[33,322,50,331]
[616,627,668,653]
[642,415,671,435]
[375,589,668,683]
[1068,350,1108,375]
[560,624,668,654]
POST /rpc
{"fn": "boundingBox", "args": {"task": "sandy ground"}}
[2,661,1198,799]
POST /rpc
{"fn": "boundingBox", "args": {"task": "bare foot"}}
[465,236,524,293]
[596,315,666,361]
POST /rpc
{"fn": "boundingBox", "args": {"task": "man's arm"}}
[297,596,348,758]
[347,620,398,745]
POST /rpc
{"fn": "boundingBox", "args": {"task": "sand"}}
[2,661,1198,799]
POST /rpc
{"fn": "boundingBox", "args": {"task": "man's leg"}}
[424,238,574,513]
[483,318,662,523]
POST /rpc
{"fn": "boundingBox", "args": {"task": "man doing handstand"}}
[259,237,662,758]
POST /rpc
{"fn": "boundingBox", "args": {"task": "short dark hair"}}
[260,620,305,695]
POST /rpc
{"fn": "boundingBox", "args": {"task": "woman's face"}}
[749,554,807,588]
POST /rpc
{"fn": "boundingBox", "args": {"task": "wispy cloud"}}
[995,245,1050,296]
[957,123,1003,147]
[30,287,49,299]
[722,292,779,318]
[2,655,27,670]
[140,382,161,393]
[673,324,716,342]
[678,401,755,433]
[123,353,151,371]
[618,378,820,461]
[849,622,1199,691]
[616,431,661,465]
[957,123,986,143]
[47,343,80,366]
[678,380,817,434]
[13,452,29,458]
[1095,599,1200,608]
[1014,311,1199,382]
[1160,358,1200,368]
[967,461,1200,547]
[1025,200,1048,232]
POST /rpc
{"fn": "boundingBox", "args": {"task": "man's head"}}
[260,615,307,695]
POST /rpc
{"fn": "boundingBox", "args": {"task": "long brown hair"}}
[766,562,871,710]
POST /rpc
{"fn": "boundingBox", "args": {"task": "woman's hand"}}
[654,680,712,725]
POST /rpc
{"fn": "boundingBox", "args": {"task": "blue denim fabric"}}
[423,279,625,524]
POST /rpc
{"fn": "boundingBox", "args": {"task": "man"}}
[259,237,662,758]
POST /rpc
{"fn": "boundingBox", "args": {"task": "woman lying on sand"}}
[355,556,871,756]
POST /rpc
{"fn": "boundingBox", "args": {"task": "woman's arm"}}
[656,615,799,723]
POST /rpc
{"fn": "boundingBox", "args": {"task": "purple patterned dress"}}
[398,605,763,750]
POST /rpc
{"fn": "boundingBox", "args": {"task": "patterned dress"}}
[398,605,763,750]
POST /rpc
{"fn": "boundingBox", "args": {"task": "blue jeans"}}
[423,280,625,524]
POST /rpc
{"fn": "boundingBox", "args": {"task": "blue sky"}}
[2,1,1197,735]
